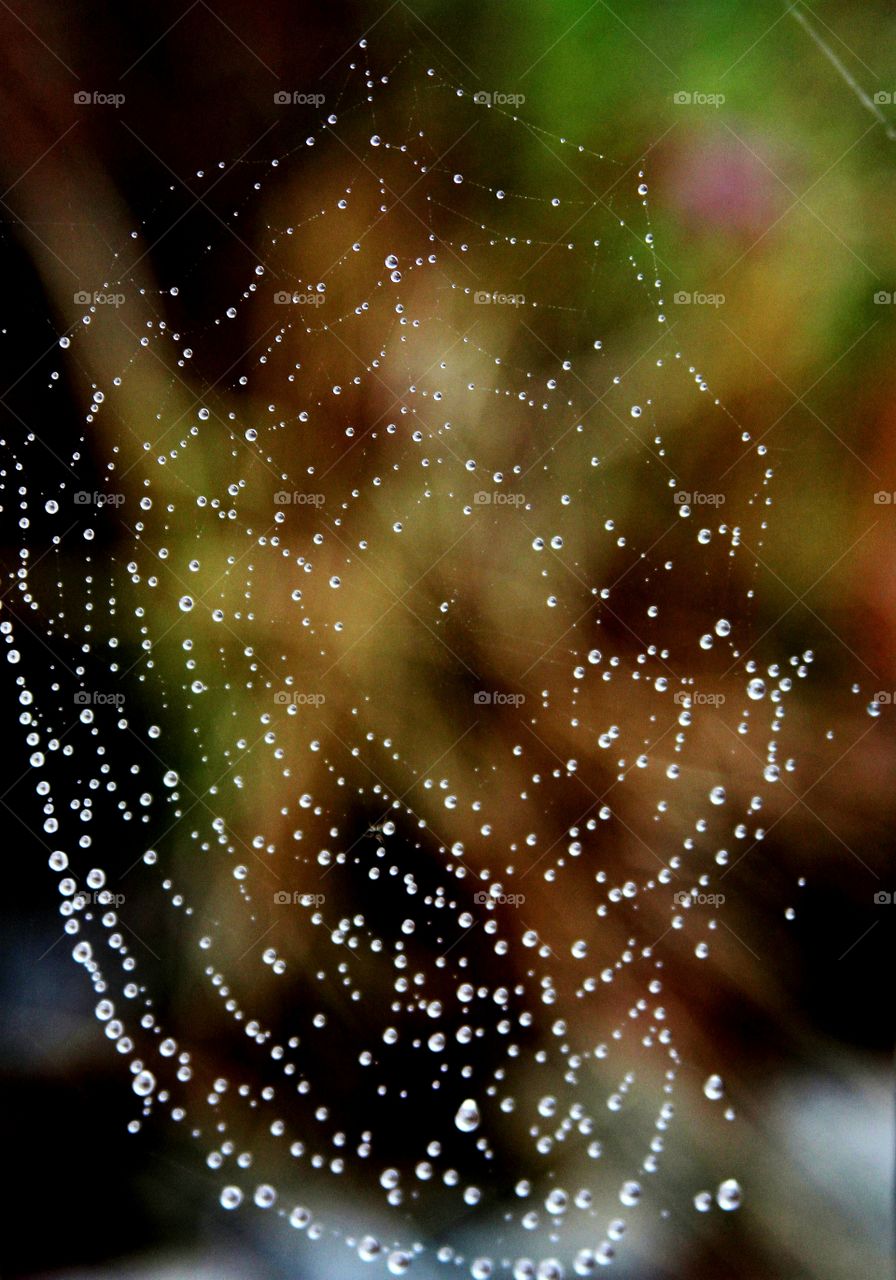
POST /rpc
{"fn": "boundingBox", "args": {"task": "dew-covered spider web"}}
[1,36,870,1280]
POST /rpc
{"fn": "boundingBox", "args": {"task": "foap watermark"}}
[274,691,325,707]
[73,889,126,908]
[474,691,525,707]
[474,290,525,307]
[871,691,894,703]
[673,291,725,307]
[474,490,525,507]
[274,891,326,906]
[472,90,526,107]
[274,290,325,306]
[674,490,725,507]
[873,291,896,304]
[873,890,894,904]
[873,92,896,104]
[274,490,325,507]
[674,890,725,907]
[75,290,125,308]
[873,492,896,504]
[673,691,725,707]
[74,90,125,107]
[75,691,125,707]
[75,491,124,507]
[474,890,526,906]
[273,91,326,106]
[673,90,725,108]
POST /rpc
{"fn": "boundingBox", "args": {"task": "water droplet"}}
[455,1098,481,1132]
[716,1178,742,1211]
[703,1073,724,1100]
[220,1185,243,1210]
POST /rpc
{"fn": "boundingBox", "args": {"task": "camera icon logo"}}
[473,91,491,105]
[73,91,91,104]
[274,91,290,104]
[274,491,291,504]
[74,691,91,704]
[874,291,893,305]
[673,291,691,304]
[874,91,893,105]
[473,491,491,505]
[274,890,291,904]
[874,492,893,505]
[873,691,893,704]
[74,290,92,305]
[74,491,91,504]
[673,491,691,505]
[874,890,892,904]
[673,91,693,104]
[274,291,292,304]
[473,691,492,705]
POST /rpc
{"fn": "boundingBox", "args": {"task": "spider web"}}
[0,34,845,1280]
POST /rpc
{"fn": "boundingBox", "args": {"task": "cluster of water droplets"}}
[7,37,857,1278]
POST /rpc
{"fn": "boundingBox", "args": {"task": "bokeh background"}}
[1,2,893,1278]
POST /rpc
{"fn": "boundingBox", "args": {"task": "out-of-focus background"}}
[0,2,893,1278]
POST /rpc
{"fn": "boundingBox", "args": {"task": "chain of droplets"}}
[0,35,811,1280]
